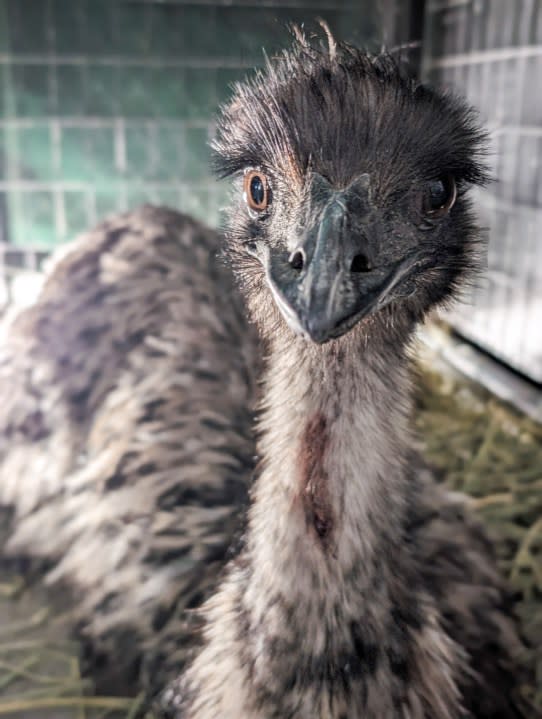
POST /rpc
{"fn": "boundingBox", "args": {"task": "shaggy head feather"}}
[213,33,489,348]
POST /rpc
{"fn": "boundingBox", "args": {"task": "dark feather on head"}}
[213,28,489,348]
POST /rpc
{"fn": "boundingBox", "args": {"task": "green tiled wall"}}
[0,0,384,248]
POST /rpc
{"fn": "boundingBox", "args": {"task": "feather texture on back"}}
[0,205,259,692]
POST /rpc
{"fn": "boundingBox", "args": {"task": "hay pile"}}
[415,364,542,710]
[0,572,149,718]
[0,361,540,716]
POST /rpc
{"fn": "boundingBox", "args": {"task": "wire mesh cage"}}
[422,0,542,383]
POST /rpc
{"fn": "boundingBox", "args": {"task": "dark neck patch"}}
[298,412,334,551]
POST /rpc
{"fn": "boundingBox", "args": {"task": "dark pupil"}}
[250,176,265,206]
[428,180,447,209]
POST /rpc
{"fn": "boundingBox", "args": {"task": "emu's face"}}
[240,167,457,343]
[215,42,487,345]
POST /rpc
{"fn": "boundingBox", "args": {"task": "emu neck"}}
[173,332,463,719]
[248,334,414,585]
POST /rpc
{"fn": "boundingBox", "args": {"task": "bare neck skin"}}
[251,333,413,582]
[174,330,461,719]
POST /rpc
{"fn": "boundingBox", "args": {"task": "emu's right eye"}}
[244,171,270,212]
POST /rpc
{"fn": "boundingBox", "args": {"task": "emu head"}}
[214,33,488,347]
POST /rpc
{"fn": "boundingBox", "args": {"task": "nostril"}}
[350,253,372,273]
[289,249,305,272]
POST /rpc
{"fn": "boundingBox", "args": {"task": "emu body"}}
[0,207,258,691]
[165,329,526,719]
[0,33,536,719]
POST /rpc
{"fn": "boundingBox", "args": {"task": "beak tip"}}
[301,317,335,344]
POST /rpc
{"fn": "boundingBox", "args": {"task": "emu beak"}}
[265,196,418,344]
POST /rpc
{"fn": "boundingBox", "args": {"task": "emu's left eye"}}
[244,171,270,212]
[422,175,456,218]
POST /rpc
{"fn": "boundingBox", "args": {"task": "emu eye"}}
[244,171,270,212]
[422,175,456,218]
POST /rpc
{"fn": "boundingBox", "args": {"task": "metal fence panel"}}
[423,0,542,383]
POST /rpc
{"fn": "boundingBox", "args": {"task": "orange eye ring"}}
[244,171,270,212]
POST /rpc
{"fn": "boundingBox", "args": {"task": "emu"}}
[0,32,536,719]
